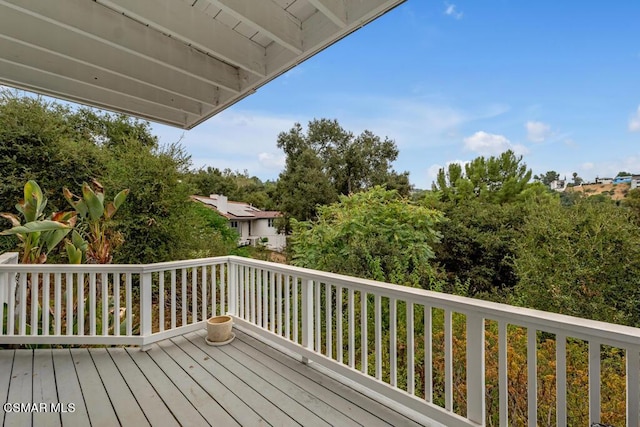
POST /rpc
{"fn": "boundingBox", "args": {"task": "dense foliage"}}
[290,187,443,288]
[276,119,411,222]
[0,92,234,262]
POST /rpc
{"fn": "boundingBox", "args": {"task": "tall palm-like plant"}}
[0,181,76,263]
[63,180,129,264]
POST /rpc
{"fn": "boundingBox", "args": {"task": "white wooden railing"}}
[1,255,639,426]
[0,255,228,346]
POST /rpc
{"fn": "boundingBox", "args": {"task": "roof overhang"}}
[0,0,405,129]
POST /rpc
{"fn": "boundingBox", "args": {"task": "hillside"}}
[565,183,630,200]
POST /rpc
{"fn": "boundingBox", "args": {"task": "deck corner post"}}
[140,271,152,338]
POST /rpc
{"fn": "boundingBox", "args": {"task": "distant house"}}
[613,175,632,184]
[549,179,567,191]
[192,194,286,251]
[595,177,613,185]
[631,175,640,190]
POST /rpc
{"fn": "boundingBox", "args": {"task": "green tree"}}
[0,91,105,216]
[513,197,640,326]
[433,199,525,296]
[572,172,583,186]
[533,170,560,186]
[433,150,532,203]
[0,92,236,263]
[276,119,410,221]
[276,148,337,224]
[290,187,443,289]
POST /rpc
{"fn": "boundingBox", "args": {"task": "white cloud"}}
[464,131,514,156]
[526,121,551,142]
[511,144,530,156]
[258,152,286,169]
[629,106,640,132]
[427,164,443,180]
[463,131,529,157]
[332,95,509,150]
[444,2,463,19]
[582,162,594,170]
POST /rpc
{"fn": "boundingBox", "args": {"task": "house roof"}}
[192,195,282,220]
[0,0,405,129]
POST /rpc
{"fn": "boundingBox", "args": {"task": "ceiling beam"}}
[0,59,197,128]
[0,0,249,95]
[0,36,205,115]
[307,0,347,28]
[96,0,268,77]
[204,0,303,54]
[0,2,222,107]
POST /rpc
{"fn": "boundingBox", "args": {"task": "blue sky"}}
[151,1,640,189]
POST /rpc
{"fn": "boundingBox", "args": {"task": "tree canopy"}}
[275,119,410,221]
[290,187,443,288]
[0,92,235,262]
[433,150,531,203]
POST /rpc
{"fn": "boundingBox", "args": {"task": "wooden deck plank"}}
[124,347,210,427]
[183,331,331,427]
[169,334,298,427]
[231,329,423,427]
[70,349,120,427]
[228,334,391,427]
[156,339,268,426]
[88,348,149,426]
[107,348,180,427]
[5,349,33,426]
[0,350,15,427]
[214,335,363,427]
[142,344,240,426]
[4,330,438,427]
[51,350,91,427]
[32,350,62,427]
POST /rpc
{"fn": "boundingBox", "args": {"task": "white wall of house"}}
[228,218,285,251]
[250,218,286,251]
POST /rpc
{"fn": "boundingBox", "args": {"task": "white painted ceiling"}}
[0,0,405,128]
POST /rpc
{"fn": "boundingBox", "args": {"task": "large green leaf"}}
[105,189,129,219]
[65,241,83,264]
[0,220,71,236]
[71,230,87,251]
[82,182,104,221]
[113,189,130,210]
[43,228,73,253]
[22,180,44,222]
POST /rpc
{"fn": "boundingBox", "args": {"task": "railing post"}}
[140,271,152,351]
[0,253,18,337]
[467,313,486,425]
[227,259,237,316]
[301,279,313,364]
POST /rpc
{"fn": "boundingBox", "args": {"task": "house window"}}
[268,218,275,228]
[230,221,238,228]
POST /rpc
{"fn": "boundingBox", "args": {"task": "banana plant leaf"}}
[0,219,71,236]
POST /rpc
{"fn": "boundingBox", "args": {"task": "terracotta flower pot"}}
[206,315,233,342]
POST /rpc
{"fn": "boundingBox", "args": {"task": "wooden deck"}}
[0,329,429,426]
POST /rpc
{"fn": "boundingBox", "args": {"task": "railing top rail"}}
[227,256,640,347]
[0,264,144,273]
[0,256,230,274]
[140,256,230,273]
